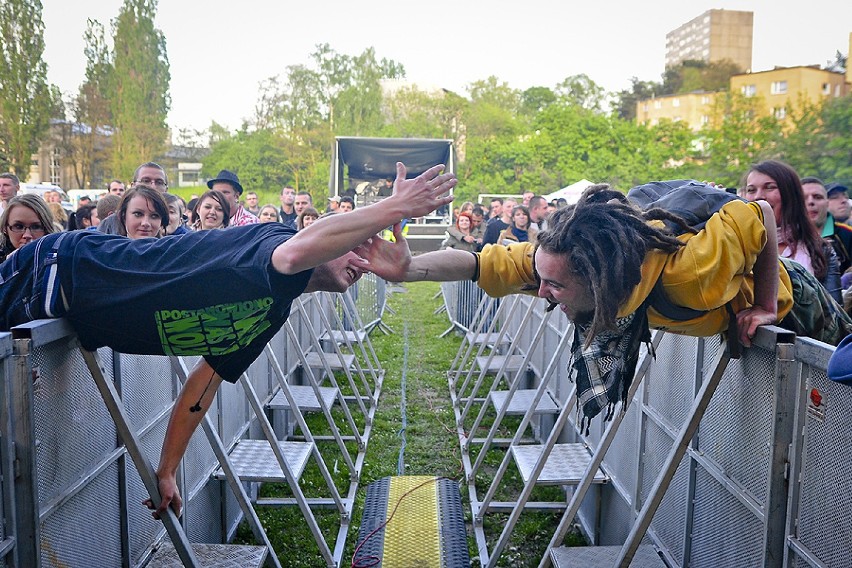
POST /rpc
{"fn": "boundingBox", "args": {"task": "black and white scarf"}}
[569,303,652,434]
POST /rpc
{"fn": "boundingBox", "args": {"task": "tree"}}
[699,91,781,186]
[58,18,114,188]
[613,77,660,121]
[555,74,606,112]
[0,0,58,173]
[109,0,170,179]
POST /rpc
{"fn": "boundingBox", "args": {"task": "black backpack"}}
[627,179,746,355]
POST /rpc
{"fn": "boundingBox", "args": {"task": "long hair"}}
[68,204,97,230]
[535,184,687,346]
[116,186,169,238]
[0,194,58,256]
[746,160,826,279]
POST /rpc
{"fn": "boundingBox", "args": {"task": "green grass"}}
[234,281,585,566]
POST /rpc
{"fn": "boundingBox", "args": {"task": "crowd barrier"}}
[440,281,850,567]
[0,275,385,568]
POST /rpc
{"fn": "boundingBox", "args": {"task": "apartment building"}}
[665,9,753,71]
[730,65,848,120]
[635,91,718,131]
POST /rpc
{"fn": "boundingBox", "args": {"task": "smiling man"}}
[0,161,456,520]
[362,181,852,424]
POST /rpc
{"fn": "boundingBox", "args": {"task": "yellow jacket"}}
[476,200,794,337]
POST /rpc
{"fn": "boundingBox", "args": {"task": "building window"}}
[770,81,788,95]
[49,147,61,185]
[822,83,831,95]
[672,98,680,107]
[836,85,841,97]
[773,107,787,119]
[654,100,662,109]
[701,96,711,105]
[700,115,710,125]
[742,84,757,97]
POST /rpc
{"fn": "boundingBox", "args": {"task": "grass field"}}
[234,281,584,566]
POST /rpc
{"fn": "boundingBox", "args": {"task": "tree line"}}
[1,0,849,205]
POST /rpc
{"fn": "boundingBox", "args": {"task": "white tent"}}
[543,179,594,204]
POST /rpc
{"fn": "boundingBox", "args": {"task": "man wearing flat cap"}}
[208,169,259,227]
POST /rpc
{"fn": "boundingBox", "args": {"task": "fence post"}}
[10,338,39,568]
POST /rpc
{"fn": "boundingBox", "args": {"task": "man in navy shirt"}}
[0,162,456,519]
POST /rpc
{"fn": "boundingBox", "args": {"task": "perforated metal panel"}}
[792,368,852,568]
[120,354,174,431]
[699,348,775,504]
[645,333,696,428]
[689,467,764,568]
[40,461,123,568]
[32,341,117,507]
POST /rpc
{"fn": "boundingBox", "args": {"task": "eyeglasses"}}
[136,178,168,188]
[7,223,46,234]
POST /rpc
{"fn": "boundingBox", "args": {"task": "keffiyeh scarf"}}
[570,303,652,434]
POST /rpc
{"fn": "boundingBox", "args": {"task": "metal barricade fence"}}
[438,282,851,567]
[0,332,16,566]
[2,282,387,567]
[785,337,851,568]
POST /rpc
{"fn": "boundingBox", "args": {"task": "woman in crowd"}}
[191,190,230,231]
[117,186,168,239]
[67,204,99,230]
[0,194,59,262]
[499,204,538,245]
[258,204,280,223]
[742,160,841,302]
[47,201,68,232]
[164,194,190,236]
[297,207,320,230]
[441,212,480,252]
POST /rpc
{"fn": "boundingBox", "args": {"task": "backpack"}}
[627,180,746,355]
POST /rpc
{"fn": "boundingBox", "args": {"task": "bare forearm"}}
[752,200,779,314]
[157,360,223,477]
[405,249,477,282]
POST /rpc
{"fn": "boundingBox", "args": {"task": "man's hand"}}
[736,306,778,348]
[143,472,182,520]
[392,162,456,219]
[354,222,412,282]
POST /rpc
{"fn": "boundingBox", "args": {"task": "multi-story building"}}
[635,91,718,131]
[730,65,848,120]
[665,9,753,71]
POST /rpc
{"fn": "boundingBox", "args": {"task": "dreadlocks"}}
[536,184,687,346]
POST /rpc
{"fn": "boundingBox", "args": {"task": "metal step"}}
[213,439,313,482]
[464,331,513,346]
[147,543,267,567]
[320,329,367,344]
[303,351,355,371]
[267,385,338,412]
[490,389,560,415]
[551,544,667,567]
[511,443,608,485]
[475,354,527,374]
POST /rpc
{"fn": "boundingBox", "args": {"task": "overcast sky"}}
[41,1,851,134]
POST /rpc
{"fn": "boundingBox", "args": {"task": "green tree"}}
[699,91,781,186]
[613,77,660,121]
[109,0,170,179]
[555,74,606,112]
[0,0,58,173]
[817,95,852,182]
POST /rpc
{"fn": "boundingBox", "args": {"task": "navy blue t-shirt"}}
[57,224,312,382]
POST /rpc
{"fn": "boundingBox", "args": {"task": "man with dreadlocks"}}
[362,183,852,425]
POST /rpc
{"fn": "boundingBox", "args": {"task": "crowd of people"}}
[1,157,851,519]
[0,163,365,264]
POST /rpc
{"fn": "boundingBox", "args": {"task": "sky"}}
[41,1,852,135]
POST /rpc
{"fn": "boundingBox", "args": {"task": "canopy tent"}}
[543,179,594,204]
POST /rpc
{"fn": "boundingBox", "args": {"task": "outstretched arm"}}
[272,162,456,275]
[356,223,477,282]
[144,359,223,519]
[737,200,779,347]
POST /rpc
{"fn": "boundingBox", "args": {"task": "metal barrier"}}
[2,282,386,567]
[438,281,851,567]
